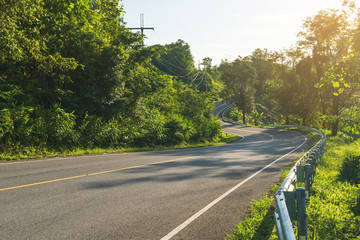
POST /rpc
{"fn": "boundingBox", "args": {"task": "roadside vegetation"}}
[0,132,239,161]
[225,126,322,240]
[1,0,360,239]
[219,1,360,137]
[0,1,226,161]
[223,1,360,238]
[225,131,360,240]
[2,1,360,161]
[306,135,360,239]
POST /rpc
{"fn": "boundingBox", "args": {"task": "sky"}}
[121,0,343,66]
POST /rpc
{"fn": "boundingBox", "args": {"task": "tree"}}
[192,57,223,95]
[220,58,258,124]
[274,70,298,124]
[293,57,318,125]
[318,40,360,135]
[297,6,357,134]
[0,1,224,153]
[152,39,196,84]
[250,48,274,95]
[202,57,212,70]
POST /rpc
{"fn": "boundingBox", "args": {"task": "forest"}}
[1,0,360,159]
[0,0,224,158]
[150,1,360,138]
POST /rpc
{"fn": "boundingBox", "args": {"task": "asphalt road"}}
[0,103,308,240]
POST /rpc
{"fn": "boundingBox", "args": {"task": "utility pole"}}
[128,14,154,46]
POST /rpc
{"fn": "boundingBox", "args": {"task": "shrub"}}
[339,149,360,185]
[306,137,360,239]
[0,105,41,148]
[352,190,360,216]
[164,114,194,146]
[78,114,134,148]
[43,104,78,148]
[78,114,105,148]
[0,108,15,147]
[252,109,263,126]
[229,108,240,121]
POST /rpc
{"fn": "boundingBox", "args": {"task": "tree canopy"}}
[0,0,222,155]
[216,1,360,134]
[1,0,360,158]
[220,58,257,124]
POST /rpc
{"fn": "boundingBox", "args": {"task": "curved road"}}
[0,103,308,240]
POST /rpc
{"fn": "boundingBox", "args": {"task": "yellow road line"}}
[0,175,88,191]
[0,157,192,192]
[0,126,280,192]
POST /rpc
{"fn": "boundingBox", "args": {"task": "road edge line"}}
[160,137,307,240]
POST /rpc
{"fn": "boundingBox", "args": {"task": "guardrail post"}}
[284,191,297,221]
[304,164,311,200]
[315,150,320,164]
[296,165,305,183]
[310,153,316,166]
[259,124,326,240]
[296,187,307,240]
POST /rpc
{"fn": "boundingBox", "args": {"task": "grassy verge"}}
[305,136,360,239]
[225,127,323,240]
[0,132,240,162]
[226,181,280,240]
[226,133,360,240]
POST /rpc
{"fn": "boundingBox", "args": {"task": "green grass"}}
[226,183,280,240]
[225,127,322,240]
[226,156,311,240]
[305,136,360,239]
[0,132,241,162]
[226,133,360,240]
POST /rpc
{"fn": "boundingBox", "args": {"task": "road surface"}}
[0,103,308,239]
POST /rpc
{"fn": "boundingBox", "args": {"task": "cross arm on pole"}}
[128,27,154,30]
[127,14,154,46]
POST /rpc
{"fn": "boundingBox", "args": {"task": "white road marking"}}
[160,136,307,240]
[215,103,274,143]
[235,128,275,142]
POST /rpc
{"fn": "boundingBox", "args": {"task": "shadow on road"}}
[81,127,307,191]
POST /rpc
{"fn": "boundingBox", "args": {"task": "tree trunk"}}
[331,95,339,136]
[242,108,246,124]
[331,119,339,136]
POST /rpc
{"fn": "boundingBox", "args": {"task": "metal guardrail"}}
[264,125,326,240]
[217,105,326,240]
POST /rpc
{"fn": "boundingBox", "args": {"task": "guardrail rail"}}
[217,104,326,240]
[265,125,326,240]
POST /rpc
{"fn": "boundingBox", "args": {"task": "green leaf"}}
[315,83,324,88]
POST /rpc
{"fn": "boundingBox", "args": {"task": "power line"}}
[152,31,194,70]
[156,60,204,87]
[146,30,206,87]
[190,71,202,84]
[156,61,188,77]
[166,48,189,70]
[159,55,197,77]
[193,72,207,90]
[159,55,188,71]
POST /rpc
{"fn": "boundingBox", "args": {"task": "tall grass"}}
[306,136,360,239]
[227,133,360,240]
